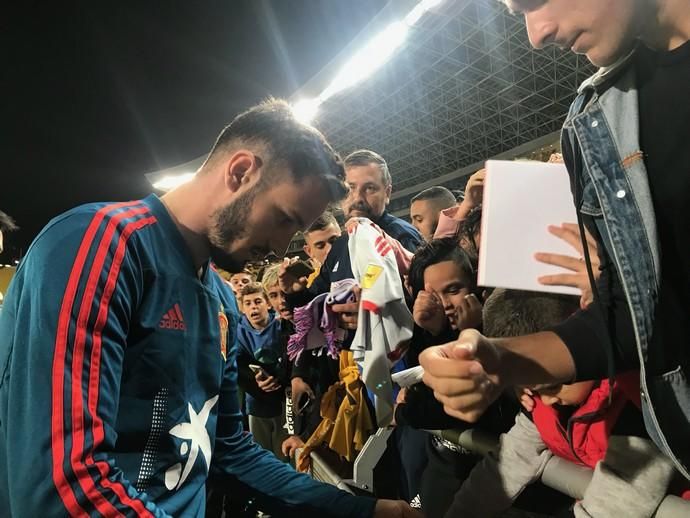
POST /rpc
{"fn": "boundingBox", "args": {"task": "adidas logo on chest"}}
[159,303,186,331]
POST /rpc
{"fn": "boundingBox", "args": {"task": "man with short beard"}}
[281,150,424,502]
[283,150,424,396]
[0,99,420,518]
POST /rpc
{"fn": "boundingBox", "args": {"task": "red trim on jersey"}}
[51,202,156,517]
[52,201,130,516]
[84,215,157,515]
[361,300,380,313]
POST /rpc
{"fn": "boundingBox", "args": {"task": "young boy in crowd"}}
[396,238,527,517]
[262,263,293,322]
[229,269,254,300]
[407,237,483,342]
[445,288,676,518]
[237,282,290,461]
[260,264,320,462]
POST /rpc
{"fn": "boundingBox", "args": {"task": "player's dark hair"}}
[205,98,348,203]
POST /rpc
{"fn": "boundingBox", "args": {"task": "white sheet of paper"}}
[478,160,580,296]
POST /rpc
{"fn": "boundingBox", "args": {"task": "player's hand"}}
[331,286,361,331]
[281,435,305,458]
[535,223,600,309]
[279,257,309,294]
[459,168,485,212]
[419,329,504,423]
[413,286,446,335]
[454,292,483,331]
[256,372,281,392]
[373,499,424,517]
[291,377,316,410]
[518,387,536,413]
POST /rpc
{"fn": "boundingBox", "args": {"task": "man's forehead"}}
[306,224,340,243]
[410,199,432,212]
[346,164,386,185]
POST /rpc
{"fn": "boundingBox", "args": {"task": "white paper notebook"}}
[478,160,580,295]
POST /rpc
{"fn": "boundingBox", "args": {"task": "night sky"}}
[1,0,388,261]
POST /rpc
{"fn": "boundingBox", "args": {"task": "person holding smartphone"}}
[237,282,290,461]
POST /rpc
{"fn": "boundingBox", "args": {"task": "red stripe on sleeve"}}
[83,215,157,516]
[52,201,133,517]
[52,202,156,517]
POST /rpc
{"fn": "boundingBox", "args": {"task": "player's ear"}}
[223,150,262,193]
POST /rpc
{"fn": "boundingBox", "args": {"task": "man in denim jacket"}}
[420,0,690,482]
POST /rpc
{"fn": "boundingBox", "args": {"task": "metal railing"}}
[304,426,690,517]
[428,428,690,518]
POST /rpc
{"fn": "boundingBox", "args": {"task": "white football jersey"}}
[348,218,414,427]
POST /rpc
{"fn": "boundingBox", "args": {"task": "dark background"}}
[1,0,388,261]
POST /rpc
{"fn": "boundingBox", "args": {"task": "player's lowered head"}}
[161,98,348,274]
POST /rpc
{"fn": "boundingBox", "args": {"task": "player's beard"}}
[208,183,262,273]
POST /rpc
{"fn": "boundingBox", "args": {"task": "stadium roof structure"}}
[145,0,595,254]
[309,0,594,214]
[288,0,594,253]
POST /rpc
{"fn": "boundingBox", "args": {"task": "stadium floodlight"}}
[291,0,444,123]
[153,0,444,185]
[320,21,409,102]
[152,172,196,190]
[404,0,445,26]
[292,98,322,124]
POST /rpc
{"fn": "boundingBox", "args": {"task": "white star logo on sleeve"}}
[164,395,219,490]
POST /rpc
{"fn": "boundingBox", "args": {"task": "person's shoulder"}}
[322,233,350,266]
[384,212,417,233]
[381,213,423,246]
[236,314,254,337]
[209,267,237,304]
[27,200,155,260]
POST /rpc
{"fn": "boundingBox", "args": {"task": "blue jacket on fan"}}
[237,312,286,418]
[0,194,376,517]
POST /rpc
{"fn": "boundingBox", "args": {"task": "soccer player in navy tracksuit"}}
[0,100,419,517]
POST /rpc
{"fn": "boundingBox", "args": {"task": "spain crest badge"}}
[218,305,229,361]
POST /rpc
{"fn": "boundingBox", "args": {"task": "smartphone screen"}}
[286,260,314,279]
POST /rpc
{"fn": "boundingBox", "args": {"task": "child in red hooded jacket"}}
[445,289,681,518]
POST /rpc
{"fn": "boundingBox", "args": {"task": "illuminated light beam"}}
[319,21,409,102]
[152,172,196,191]
[290,0,445,124]
[292,98,322,125]
[147,0,446,186]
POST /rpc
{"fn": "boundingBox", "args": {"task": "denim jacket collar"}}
[577,46,637,94]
